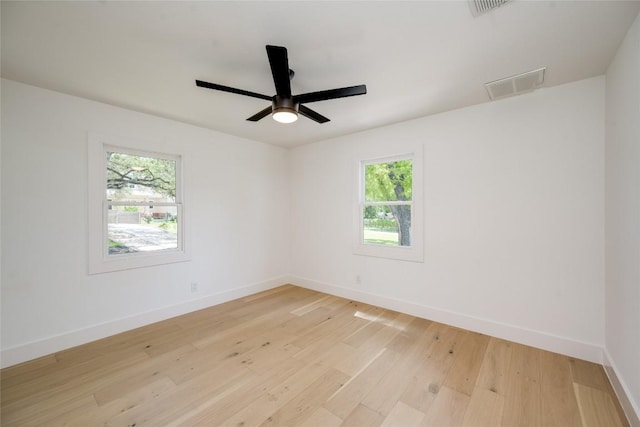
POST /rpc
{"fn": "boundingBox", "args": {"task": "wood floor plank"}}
[334,312,408,377]
[273,306,335,340]
[443,330,490,396]
[231,336,301,375]
[191,304,297,349]
[259,368,350,426]
[461,386,504,426]
[539,350,583,427]
[574,383,626,427]
[399,323,462,414]
[570,357,613,392]
[109,367,255,426]
[341,404,385,427]
[361,320,437,417]
[222,360,344,426]
[381,400,426,427]
[87,322,185,355]
[569,356,628,424]
[0,285,629,427]
[325,348,400,420]
[1,350,150,413]
[163,373,256,427]
[290,299,363,350]
[304,407,343,427]
[475,337,513,396]
[290,294,335,316]
[291,319,367,364]
[0,354,57,382]
[182,357,307,425]
[1,394,99,427]
[501,343,542,426]
[187,341,354,424]
[341,306,389,347]
[295,341,357,374]
[68,376,177,426]
[241,284,298,302]
[92,343,195,406]
[385,316,433,354]
[422,385,470,426]
[165,332,269,384]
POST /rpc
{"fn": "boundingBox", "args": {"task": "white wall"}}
[290,77,606,362]
[0,79,290,366]
[0,75,610,371]
[605,11,640,422]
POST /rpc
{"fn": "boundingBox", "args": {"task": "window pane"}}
[106,151,176,203]
[108,205,178,255]
[364,159,412,202]
[363,204,411,246]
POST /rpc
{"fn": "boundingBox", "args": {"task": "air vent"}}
[468,0,512,17]
[485,68,546,101]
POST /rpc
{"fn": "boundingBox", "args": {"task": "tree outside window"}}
[363,158,413,247]
[106,149,181,256]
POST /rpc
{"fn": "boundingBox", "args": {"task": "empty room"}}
[1,1,639,425]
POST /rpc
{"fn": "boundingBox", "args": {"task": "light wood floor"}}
[1,285,629,426]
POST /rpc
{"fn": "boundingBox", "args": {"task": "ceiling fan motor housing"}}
[272,96,299,123]
[273,96,299,114]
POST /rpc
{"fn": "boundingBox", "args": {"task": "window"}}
[363,158,413,247]
[106,149,181,255]
[88,133,189,274]
[355,150,423,262]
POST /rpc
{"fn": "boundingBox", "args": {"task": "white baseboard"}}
[1,276,288,369]
[603,349,640,427]
[290,276,604,363]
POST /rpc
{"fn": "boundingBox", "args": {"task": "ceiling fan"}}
[195,45,367,124]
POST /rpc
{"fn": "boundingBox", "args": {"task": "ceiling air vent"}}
[485,67,546,101]
[468,0,512,17]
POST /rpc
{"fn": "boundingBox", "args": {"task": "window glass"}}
[106,150,179,256]
[363,159,413,247]
[106,151,176,202]
[364,159,412,202]
[107,204,179,255]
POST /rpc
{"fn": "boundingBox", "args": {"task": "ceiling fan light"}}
[272,109,298,123]
[272,96,299,124]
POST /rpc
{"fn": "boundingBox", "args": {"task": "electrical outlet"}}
[190,282,198,293]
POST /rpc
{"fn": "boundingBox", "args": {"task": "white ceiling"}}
[2,1,639,148]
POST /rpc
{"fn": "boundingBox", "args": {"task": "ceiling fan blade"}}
[299,105,330,123]
[294,84,367,104]
[266,45,292,98]
[246,105,273,122]
[196,80,272,101]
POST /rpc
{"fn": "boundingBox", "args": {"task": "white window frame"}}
[354,148,424,262]
[88,133,189,274]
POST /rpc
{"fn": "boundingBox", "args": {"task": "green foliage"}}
[123,206,139,212]
[363,205,378,219]
[363,159,413,246]
[107,151,176,199]
[365,159,412,202]
[363,218,398,232]
[154,221,178,234]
